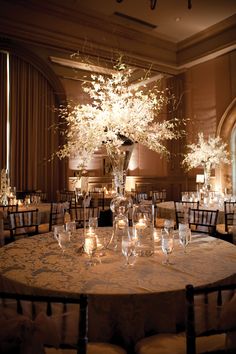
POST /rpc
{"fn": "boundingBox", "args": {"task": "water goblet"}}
[121,235,136,267]
[161,229,174,265]
[58,231,71,256]
[53,224,65,241]
[178,223,191,253]
[88,217,98,230]
[65,221,76,232]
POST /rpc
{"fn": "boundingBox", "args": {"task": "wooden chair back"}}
[224,201,236,233]
[89,191,105,210]
[69,206,99,228]
[151,190,167,203]
[8,209,39,239]
[186,283,236,354]
[0,291,88,354]
[174,201,199,229]
[49,202,70,231]
[188,208,219,236]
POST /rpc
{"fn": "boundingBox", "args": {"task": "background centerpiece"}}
[56,61,183,213]
[182,133,230,191]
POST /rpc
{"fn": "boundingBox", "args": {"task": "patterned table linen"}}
[157,201,225,224]
[0,229,235,351]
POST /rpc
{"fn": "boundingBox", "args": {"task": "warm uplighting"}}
[196,174,204,184]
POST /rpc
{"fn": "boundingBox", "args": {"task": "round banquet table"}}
[0,203,51,224]
[157,201,225,224]
[0,228,235,352]
[18,202,51,223]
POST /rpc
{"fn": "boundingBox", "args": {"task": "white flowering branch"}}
[56,63,184,170]
[182,133,230,171]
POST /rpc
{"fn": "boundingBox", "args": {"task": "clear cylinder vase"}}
[107,143,133,251]
[107,142,133,217]
[203,164,211,192]
[109,157,131,217]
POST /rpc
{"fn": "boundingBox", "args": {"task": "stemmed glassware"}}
[88,217,98,230]
[161,228,174,265]
[178,223,191,253]
[57,231,71,256]
[121,234,136,267]
[53,224,65,241]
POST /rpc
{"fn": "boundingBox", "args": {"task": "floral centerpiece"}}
[55,61,183,200]
[182,133,230,189]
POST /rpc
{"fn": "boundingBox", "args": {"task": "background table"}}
[0,228,235,352]
[157,201,225,224]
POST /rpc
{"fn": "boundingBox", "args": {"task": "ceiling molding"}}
[0,0,235,76]
[49,56,118,75]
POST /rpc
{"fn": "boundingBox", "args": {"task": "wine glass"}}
[57,231,71,256]
[53,224,65,241]
[179,223,191,253]
[121,235,136,266]
[88,216,98,230]
[161,229,174,265]
[84,235,98,266]
[65,221,76,232]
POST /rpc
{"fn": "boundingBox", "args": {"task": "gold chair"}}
[135,283,236,354]
[0,291,127,354]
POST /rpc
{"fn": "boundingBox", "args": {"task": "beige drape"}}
[0,52,7,169]
[1,51,67,201]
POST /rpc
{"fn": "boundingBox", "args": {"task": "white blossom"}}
[182,133,230,170]
[56,63,183,169]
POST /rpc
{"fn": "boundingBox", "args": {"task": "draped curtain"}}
[1,51,67,201]
[0,52,7,170]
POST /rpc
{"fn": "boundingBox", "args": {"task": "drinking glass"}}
[113,214,129,252]
[65,221,76,232]
[53,224,65,241]
[161,229,174,265]
[121,235,136,266]
[179,223,191,253]
[58,231,71,255]
[133,205,149,231]
[88,217,98,230]
[84,235,98,266]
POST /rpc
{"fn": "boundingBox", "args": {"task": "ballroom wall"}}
[61,50,236,198]
[0,0,236,200]
[182,50,236,192]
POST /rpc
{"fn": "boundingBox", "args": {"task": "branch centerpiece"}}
[182,133,230,189]
[56,62,184,202]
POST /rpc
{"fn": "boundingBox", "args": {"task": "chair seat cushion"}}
[45,342,127,354]
[216,223,233,234]
[38,223,50,234]
[135,332,226,354]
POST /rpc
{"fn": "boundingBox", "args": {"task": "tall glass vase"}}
[109,147,132,216]
[107,141,134,251]
[203,163,211,192]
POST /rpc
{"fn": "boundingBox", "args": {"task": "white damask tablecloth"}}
[0,228,235,352]
[157,201,225,224]
[0,203,51,225]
